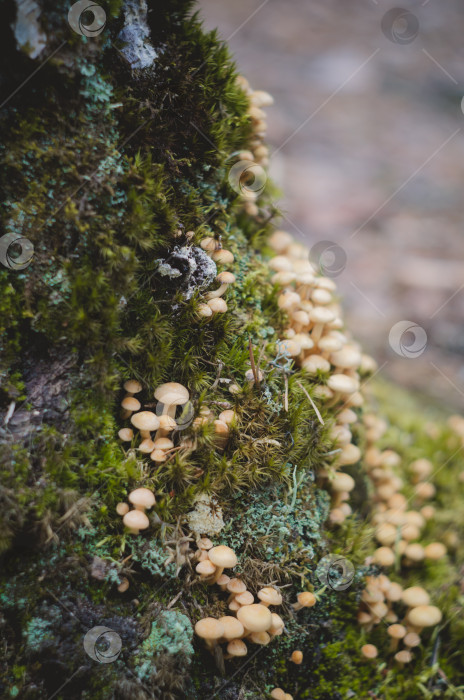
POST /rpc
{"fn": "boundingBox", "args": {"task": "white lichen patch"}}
[118,0,157,70]
[13,0,47,59]
[187,494,225,537]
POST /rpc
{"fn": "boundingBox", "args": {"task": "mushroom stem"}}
[209,565,224,585]
[206,283,230,300]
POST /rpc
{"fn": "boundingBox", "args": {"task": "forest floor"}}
[199,0,464,410]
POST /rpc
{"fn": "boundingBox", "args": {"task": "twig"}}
[284,374,289,412]
[296,381,324,425]
[248,338,260,388]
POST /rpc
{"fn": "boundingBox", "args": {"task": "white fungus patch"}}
[13,0,47,59]
[118,0,157,70]
[187,494,225,537]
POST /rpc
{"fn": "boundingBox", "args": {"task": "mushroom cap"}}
[197,537,214,550]
[269,612,284,634]
[226,639,247,657]
[207,297,228,313]
[216,271,236,284]
[404,543,425,562]
[128,488,156,510]
[116,502,129,516]
[269,230,293,252]
[153,437,174,450]
[236,604,272,632]
[154,382,189,406]
[219,410,236,425]
[200,237,217,251]
[318,335,343,353]
[138,438,155,453]
[208,545,238,569]
[310,307,335,324]
[387,624,406,639]
[235,591,254,606]
[159,414,177,431]
[293,333,314,350]
[330,347,362,369]
[118,428,134,442]
[131,411,160,432]
[297,591,316,607]
[214,419,230,436]
[327,374,359,394]
[150,448,166,462]
[211,249,234,264]
[195,617,224,641]
[407,605,442,628]
[361,644,378,659]
[290,650,303,664]
[121,396,141,412]
[217,574,231,588]
[404,632,421,648]
[123,510,149,531]
[395,650,412,664]
[258,587,282,606]
[196,560,216,576]
[248,631,270,645]
[338,443,361,465]
[337,408,357,424]
[424,542,446,560]
[218,616,245,640]
[124,379,142,394]
[402,586,430,608]
[197,303,213,317]
[373,546,395,567]
[270,690,286,700]
[269,255,293,272]
[227,578,247,596]
[331,472,355,493]
[302,355,331,374]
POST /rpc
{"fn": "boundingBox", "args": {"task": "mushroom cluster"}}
[358,576,442,666]
[235,75,274,217]
[198,239,236,319]
[193,541,285,660]
[362,414,446,569]
[267,231,374,522]
[116,487,156,535]
[193,405,237,451]
[118,379,191,465]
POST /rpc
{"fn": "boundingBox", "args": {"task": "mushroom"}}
[217,574,231,591]
[401,586,430,609]
[123,510,149,535]
[394,650,412,667]
[292,591,316,611]
[257,587,282,607]
[154,383,189,420]
[207,545,238,584]
[234,591,254,607]
[138,438,155,453]
[123,379,142,396]
[116,502,129,516]
[218,616,245,641]
[330,472,355,508]
[206,271,236,300]
[327,374,359,397]
[407,605,442,633]
[195,617,224,653]
[424,542,446,560]
[197,303,213,318]
[236,604,272,633]
[372,546,395,567]
[211,249,234,264]
[219,410,236,425]
[248,631,270,645]
[197,537,214,551]
[131,411,160,439]
[309,306,335,343]
[196,559,216,579]
[118,428,134,442]
[128,488,156,512]
[117,577,130,593]
[387,623,406,651]
[121,396,141,419]
[227,578,247,602]
[225,639,247,659]
[290,650,303,664]
[214,420,230,450]
[404,632,421,649]
[361,644,378,660]
[150,448,167,463]
[207,297,228,314]
[269,613,284,637]
[270,690,286,700]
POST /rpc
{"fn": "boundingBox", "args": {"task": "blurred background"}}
[198,0,464,409]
